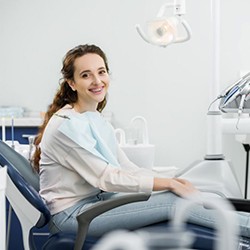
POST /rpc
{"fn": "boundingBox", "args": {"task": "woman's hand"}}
[170,178,199,197]
[153,177,199,198]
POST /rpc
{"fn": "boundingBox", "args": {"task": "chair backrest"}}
[5,161,51,250]
[0,140,50,249]
[0,140,39,191]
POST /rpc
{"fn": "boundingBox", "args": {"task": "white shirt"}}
[39,105,155,215]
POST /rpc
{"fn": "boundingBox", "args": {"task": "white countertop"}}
[0,117,42,127]
[0,110,113,128]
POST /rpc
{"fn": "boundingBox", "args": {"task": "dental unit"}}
[136,0,243,198]
[133,0,250,248]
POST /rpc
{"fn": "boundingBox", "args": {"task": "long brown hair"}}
[33,44,110,172]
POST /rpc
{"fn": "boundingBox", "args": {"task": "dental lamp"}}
[136,0,192,47]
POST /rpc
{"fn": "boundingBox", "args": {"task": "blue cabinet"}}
[0,117,42,143]
[0,126,38,144]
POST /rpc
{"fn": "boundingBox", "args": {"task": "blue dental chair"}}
[1,139,250,250]
[5,161,151,250]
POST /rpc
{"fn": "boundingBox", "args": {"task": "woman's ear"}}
[67,79,76,92]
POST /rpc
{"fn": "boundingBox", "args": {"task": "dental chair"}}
[5,162,151,250]
[1,139,250,250]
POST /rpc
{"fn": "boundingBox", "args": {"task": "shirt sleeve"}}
[64,146,154,194]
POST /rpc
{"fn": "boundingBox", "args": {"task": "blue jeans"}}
[49,191,250,238]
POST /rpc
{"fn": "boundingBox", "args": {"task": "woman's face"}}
[68,53,110,111]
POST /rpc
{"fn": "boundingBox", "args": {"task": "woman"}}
[33,44,248,238]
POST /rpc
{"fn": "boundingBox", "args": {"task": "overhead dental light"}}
[136,0,192,47]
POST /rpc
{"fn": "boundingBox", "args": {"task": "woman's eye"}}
[81,73,89,78]
[99,70,107,75]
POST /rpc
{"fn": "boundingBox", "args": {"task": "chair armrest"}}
[227,198,250,212]
[74,193,150,250]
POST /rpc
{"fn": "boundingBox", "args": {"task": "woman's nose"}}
[93,75,101,84]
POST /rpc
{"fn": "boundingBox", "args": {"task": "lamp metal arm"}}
[157,0,186,17]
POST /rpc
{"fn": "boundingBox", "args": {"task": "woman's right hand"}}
[153,177,199,198]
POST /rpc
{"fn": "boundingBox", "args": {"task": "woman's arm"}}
[49,130,197,197]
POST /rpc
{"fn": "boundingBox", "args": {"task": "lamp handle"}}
[174,18,192,43]
[136,24,167,47]
[135,24,152,45]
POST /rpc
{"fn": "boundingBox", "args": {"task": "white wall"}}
[1,0,250,192]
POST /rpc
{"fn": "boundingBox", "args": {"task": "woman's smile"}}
[89,85,105,95]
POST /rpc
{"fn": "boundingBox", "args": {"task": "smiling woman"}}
[29,43,250,241]
[30,43,199,235]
